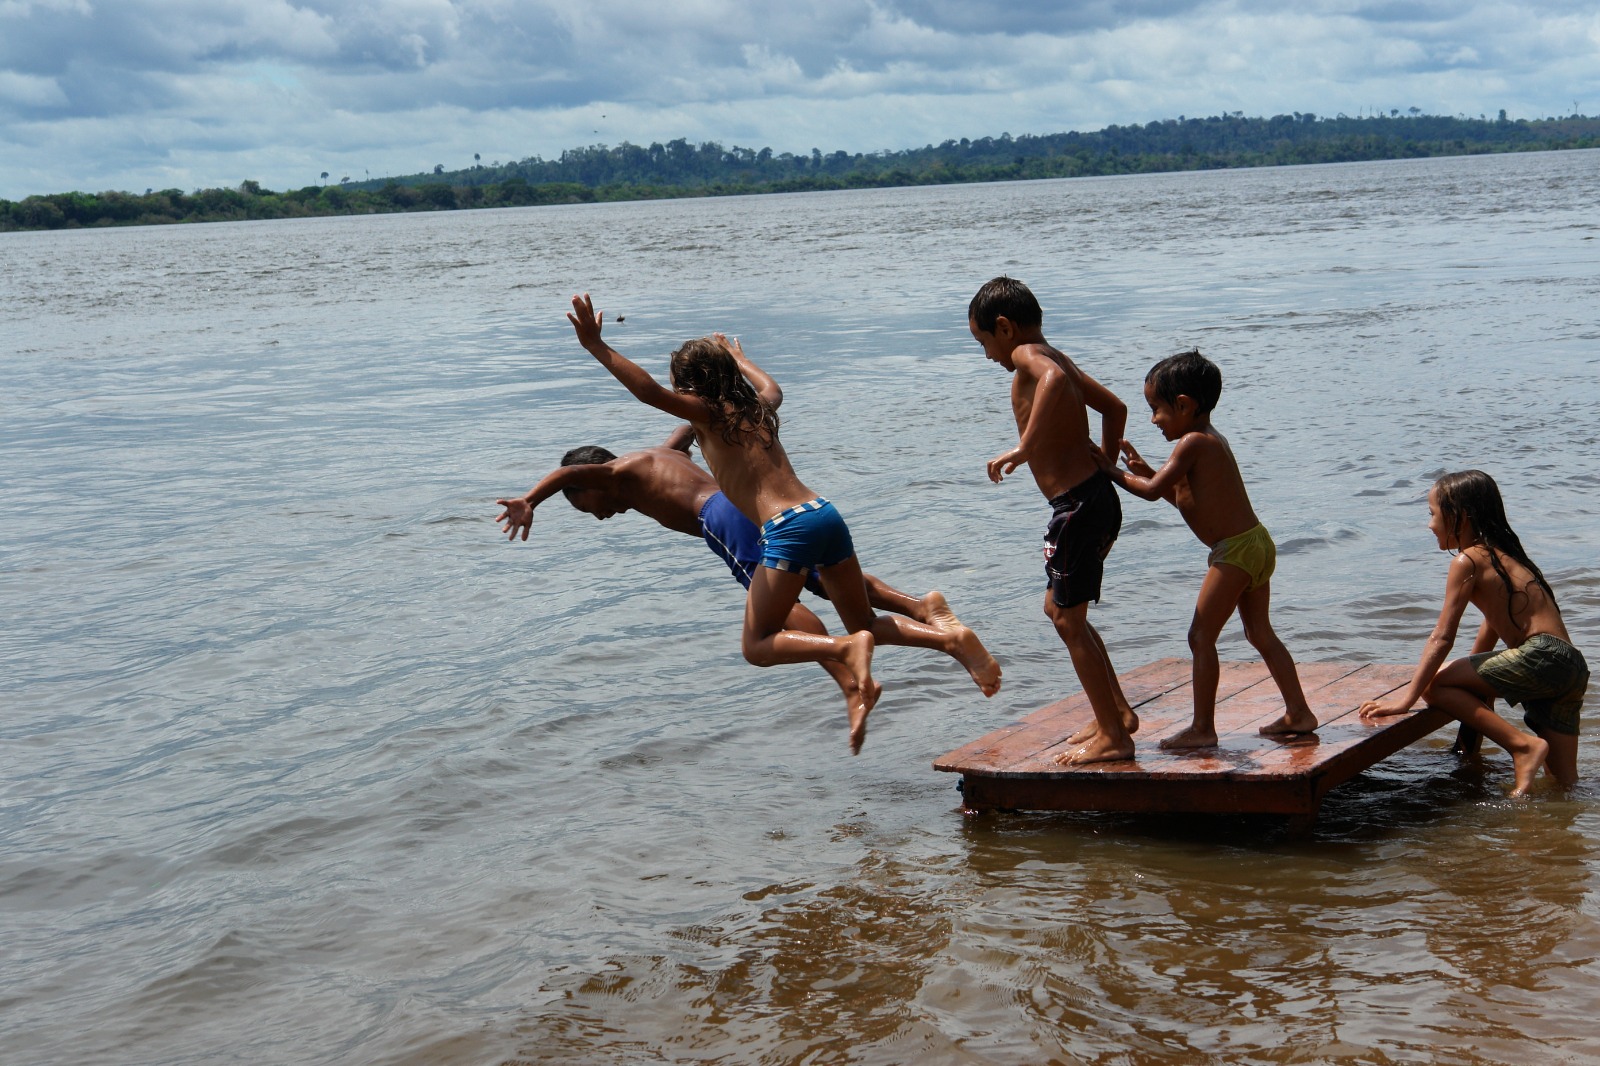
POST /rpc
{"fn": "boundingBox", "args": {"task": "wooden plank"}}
[936,659,1452,820]
[931,657,1190,774]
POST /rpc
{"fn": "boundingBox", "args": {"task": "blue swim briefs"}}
[699,492,825,595]
[757,497,855,578]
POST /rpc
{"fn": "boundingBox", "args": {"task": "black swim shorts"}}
[1044,470,1122,609]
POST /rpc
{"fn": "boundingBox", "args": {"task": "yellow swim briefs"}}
[1207,522,1276,590]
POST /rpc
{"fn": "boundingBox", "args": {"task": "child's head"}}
[1429,469,1554,618]
[968,276,1042,334]
[669,336,779,446]
[559,444,618,515]
[1145,349,1221,415]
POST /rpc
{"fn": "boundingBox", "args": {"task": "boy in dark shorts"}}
[971,276,1140,764]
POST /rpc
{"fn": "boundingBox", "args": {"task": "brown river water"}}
[3,149,1598,1064]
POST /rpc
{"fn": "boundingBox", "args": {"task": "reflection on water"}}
[2,150,1598,1065]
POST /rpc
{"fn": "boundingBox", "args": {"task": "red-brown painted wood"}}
[935,660,1449,829]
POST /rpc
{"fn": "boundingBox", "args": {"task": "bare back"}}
[1012,343,1098,500]
[691,421,816,527]
[1465,545,1571,649]
[610,447,721,536]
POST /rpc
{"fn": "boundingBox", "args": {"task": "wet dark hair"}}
[559,444,616,504]
[668,337,779,447]
[968,276,1042,333]
[1433,469,1555,626]
[1145,349,1221,415]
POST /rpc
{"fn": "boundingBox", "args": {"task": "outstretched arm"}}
[1105,433,1199,502]
[1359,554,1477,717]
[495,463,615,541]
[568,294,710,422]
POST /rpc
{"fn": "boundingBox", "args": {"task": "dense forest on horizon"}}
[4,110,1598,232]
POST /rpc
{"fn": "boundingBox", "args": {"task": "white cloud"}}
[1,0,1596,198]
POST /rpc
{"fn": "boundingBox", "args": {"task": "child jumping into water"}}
[1359,469,1586,795]
[971,276,1139,765]
[494,424,974,723]
[1101,350,1318,749]
[565,294,1001,752]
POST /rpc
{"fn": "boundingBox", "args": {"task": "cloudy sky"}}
[1,0,1596,199]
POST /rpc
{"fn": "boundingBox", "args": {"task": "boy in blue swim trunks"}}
[1101,349,1318,749]
[494,426,971,723]
[560,295,1001,752]
[971,276,1140,765]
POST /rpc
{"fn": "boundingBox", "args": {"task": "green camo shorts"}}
[1470,633,1589,737]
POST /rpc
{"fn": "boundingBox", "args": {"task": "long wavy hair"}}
[1433,469,1555,627]
[668,337,779,447]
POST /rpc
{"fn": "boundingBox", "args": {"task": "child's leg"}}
[862,573,960,629]
[821,555,1001,697]
[1424,658,1549,796]
[744,565,876,709]
[1065,621,1140,743]
[1045,596,1135,765]
[1163,563,1252,750]
[785,600,864,718]
[1529,724,1578,788]
[1237,580,1318,736]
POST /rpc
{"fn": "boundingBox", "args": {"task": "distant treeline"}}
[5,111,1598,232]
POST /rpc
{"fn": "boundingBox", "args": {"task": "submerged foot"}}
[1159,725,1218,751]
[1259,709,1318,737]
[922,590,962,631]
[1509,736,1550,797]
[949,625,1002,697]
[1053,732,1135,766]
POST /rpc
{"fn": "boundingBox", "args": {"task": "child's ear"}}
[993,315,1016,341]
[1175,394,1198,417]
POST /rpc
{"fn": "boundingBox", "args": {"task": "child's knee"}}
[1186,623,1219,653]
[1045,599,1082,636]
[740,636,774,668]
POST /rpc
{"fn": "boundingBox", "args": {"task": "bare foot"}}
[1159,725,1218,750]
[848,677,882,754]
[1259,709,1318,736]
[841,633,878,754]
[1053,732,1135,765]
[948,625,1002,697]
[921,590,962,631]
[1509,735,1550,797]
[1066,708,1139,746]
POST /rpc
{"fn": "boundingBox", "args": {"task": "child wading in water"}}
[1102,350,1319,748]
[1359,470,1587,795]
[565,295,1001,752]
[970,276,1140,765]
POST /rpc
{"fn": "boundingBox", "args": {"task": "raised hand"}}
[566,293,604,350]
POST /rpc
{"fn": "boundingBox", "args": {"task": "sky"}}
[1,0,1597,199]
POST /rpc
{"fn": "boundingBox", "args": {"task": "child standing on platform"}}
[565,294,1001,754]
[1101,349,1319,749]
[1359,469,1586,795]
[971,276,1140,765]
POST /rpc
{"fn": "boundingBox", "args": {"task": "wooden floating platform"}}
[934,658,1449,833]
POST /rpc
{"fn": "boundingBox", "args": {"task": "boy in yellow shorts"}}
[1101,350,1319,748]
